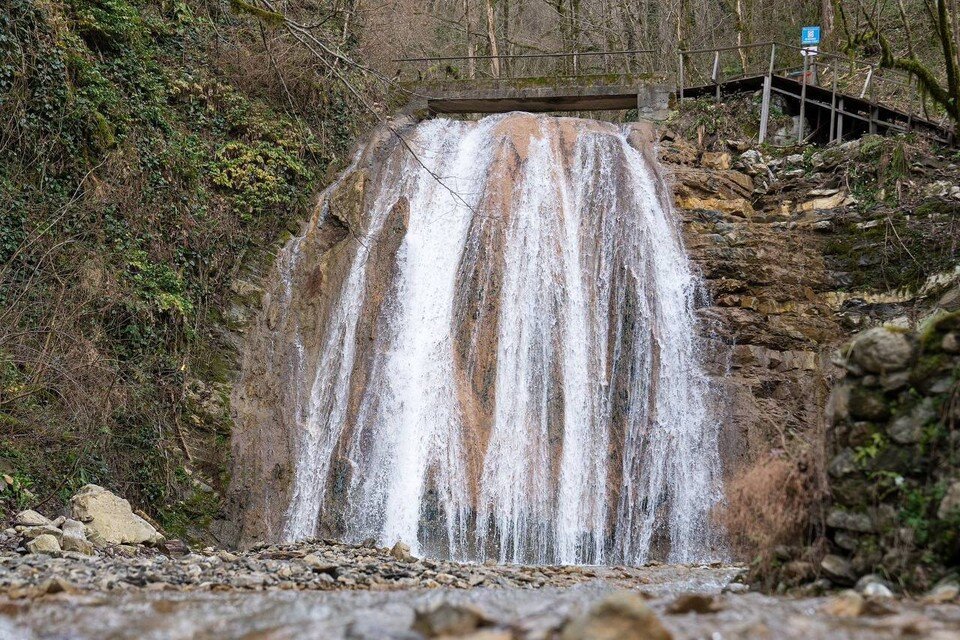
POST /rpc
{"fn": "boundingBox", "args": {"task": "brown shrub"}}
[716,452,825,568]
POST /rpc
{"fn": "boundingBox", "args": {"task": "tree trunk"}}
[822,0,835,47]
[485,0,501,77]
[464,0,476,78]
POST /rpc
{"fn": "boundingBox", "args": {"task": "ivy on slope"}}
[0,0,360,539]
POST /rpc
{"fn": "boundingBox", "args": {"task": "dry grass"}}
[716,452,826,569]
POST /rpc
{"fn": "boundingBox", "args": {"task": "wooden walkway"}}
[396,42,956,146]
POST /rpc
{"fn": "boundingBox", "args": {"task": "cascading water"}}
[266,113,722,565]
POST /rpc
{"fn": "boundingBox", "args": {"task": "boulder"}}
[560,591,672,640]
[26,533,61,556]
[700,151,731,171]
[822,590,864,617]
[14,510,51,527]
[389,541,415,562]
[69,484,163,545]
[849,327,914,373]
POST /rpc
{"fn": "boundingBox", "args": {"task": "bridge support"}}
[759,75,772,143]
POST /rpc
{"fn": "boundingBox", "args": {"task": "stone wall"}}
[826,314,960,588]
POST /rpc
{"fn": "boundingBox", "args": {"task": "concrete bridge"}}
[397,42,955,146]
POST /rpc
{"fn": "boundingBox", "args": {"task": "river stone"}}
[390,541,415,562]
[15,510,52,527]
[826,509,874,533]
[26,534,62,556]
[862,582,894,598]
[70,484,163,545]
[887,398,936,445]
[412,602,489,637]
[822,590,864,617]
[561,591,672,640]
[666,593,718,614]
[820,554,856,585]
[924,582,960,604]
[938,481,960,519]
[849,327,914,373]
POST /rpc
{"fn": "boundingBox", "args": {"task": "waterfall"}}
[274,113,722,565]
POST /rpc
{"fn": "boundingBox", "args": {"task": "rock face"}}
[228,114,723,563]
[70,484,163,545]
[667,141,844,486]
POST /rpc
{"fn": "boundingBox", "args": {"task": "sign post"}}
[801,26,821,85]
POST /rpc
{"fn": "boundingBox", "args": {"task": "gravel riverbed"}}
[1,538,960,639]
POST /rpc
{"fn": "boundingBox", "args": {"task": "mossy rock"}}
[849,386,891,422]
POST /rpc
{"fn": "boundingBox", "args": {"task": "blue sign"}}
[802,26,821,45]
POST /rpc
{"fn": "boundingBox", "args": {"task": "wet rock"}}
[14,510,51,527]
[820,554,856,585]
[849,327,914,373]
[70,484,164,545]
[412,602,490,637]
[560,591,672,640]
[826,510,874,533]
[666,593,718,614]
[26,534,61,557]
[823,590,864,617]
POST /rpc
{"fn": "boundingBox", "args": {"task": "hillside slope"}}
[0,0,366,542]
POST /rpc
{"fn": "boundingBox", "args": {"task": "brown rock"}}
[700,152,731,171]
[412,602,490,637]
[665,593,718,614]
[822,590,864,617]
[561,591,672,640]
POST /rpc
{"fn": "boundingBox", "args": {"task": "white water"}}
[280,114,723,564]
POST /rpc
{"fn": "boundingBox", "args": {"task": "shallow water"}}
[4,566,960,640]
